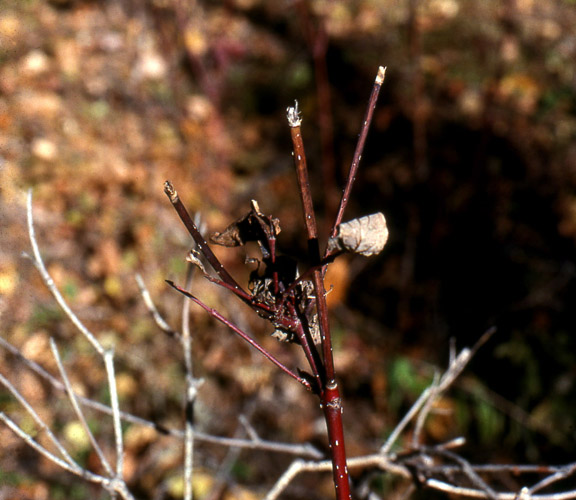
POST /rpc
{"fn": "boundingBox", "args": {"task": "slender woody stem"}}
[50,339,115,477]
[288,307,324,393]
[328,66,386,242]
[287,103,330,368]
[287,102,352,500]
[181,264,197,500]
[322,382,350,499]
[166,280,312,391]
[288,113,319,246]
[164,181,246,296]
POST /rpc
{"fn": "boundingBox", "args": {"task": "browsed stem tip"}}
[376,66,386,85]
[286,100,302,128]
[164,180,179,203]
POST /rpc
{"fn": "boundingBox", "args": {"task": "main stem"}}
[288,110,352,500]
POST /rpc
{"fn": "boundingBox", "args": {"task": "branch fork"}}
[165,66,387,500]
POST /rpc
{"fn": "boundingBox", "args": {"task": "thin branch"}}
[163,181,246,295]
[0,335,174,432]
[0,412,135,500]
[136,267,201,500]
[287,100,335,384]
[425,478,576,500]
[49,338,114,477]
[23,192,129,493]
[328,66,386,240]
[425,446,499,500]
[412,371,441,447]
[182,261,199,500]
[265,459,323,500]
[206,405,257,500]
[0,339,322,457]
[238,414,260,443]
[0,371,80,471]
[25,189,104,355]
[287,100,320,245]
[191,431,322,458]
[381,327,496,454]
[529,462,576,495]
[429,464,574,475]
[166,280,311,390]
[265,447,576,500]
[265,453,411,500]
[381,384,433,455]
[135,273,179,337]
[104,348,125,479]
[0,412,92,478]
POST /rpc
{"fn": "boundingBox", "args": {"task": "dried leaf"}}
[210,200,281,247]
[327,212,388,257]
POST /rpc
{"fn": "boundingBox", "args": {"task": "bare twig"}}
[381,327,496,455]
[0,339,322,457]
[163,181,247,296]
[0,371,80,471]
[6,212,576,500]
[0,412,92,478]
[265,458,329,500]
[24,190,103,355]
[0,397,135,500]
[265,453,411,500]
[19,191,133,497]
[424,446,499,500]
[135,268,202,500]
[425,478,576,500]
[181,213,206,500]
[206,405,258,500]
[239,414,260,443]
[136,273,179,337]
[265,444,576,500]
[104,348,125,479]
[380,349,464,455]
[412,371,441,447]
[329,66,386,240]
[49,338,114,477]
[283,66,388,500]
[287,101,331,394]
[529,462,576,495]
[166,280,311,389]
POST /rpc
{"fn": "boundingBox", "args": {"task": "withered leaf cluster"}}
[210,200,280,253]
[210,200,321,345]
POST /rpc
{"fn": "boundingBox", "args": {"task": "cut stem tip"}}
[376,66,386,85]
[164,180,178,203]
[286,100,302,128]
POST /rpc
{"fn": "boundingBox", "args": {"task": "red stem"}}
[166,280,312,391]
[322,381,351,499]
[164,181,246,296]
[288,112,352,500]
[312,266,351,499]
[295,0,338,222]
[329,66,386,242]
[290,126,319,245]
[285,302,324,392]
[202,275,274,315]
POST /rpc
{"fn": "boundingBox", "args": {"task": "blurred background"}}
[1,0,576,498]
